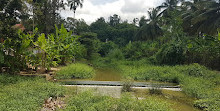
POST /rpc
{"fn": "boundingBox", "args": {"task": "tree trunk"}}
[61,57,66,65]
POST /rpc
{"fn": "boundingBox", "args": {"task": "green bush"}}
[63,91,172,111]
[99,41,118,57]
[123,41,159,60]
[156,40,186,65]
[121,79,133,92]
[0,74,64,111]
[107,48,124,61]
[56,63,95,79]
[149,88,163,95]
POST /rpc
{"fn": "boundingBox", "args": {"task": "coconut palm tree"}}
[67,0,83,18]
[182,0,220,35]
[157,0,182,17]
[135,8,163,41]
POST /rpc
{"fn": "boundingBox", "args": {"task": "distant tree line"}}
[0,0,220,73]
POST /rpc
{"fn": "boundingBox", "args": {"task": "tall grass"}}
[0,74,64,111]
[63,91,172,111]
[56,63,95,79]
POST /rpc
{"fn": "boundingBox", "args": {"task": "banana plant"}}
[54,24,81,65]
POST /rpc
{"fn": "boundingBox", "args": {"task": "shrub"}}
[56,63,95,79]
[121,79,133,92]
[107,48,124,61]
[123,41,159,60]
[99,41,118,57]
[149,88,163,95]
[156,41,186,65]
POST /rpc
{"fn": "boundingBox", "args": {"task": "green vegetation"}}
[89,58,220,110]
[149,88,163,95]
[121,79,133,92]
[0,74,64,111]
[112,62,220,110]
[56,63,95,79]
[1,0,220,110]
[63,91,172,111]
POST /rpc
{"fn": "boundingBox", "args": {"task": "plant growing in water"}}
[121,78,134,92]
[149,87,163,95]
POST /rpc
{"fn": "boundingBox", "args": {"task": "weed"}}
[149,88,163,95]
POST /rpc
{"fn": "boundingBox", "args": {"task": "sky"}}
[60,0,165,24]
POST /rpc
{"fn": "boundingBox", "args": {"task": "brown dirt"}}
[41,97,66,111]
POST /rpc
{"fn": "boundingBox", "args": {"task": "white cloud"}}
[60,0,165,24]
[90,0,118,5]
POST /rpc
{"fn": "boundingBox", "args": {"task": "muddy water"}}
[93,69,121,81]
[162,90,201,111]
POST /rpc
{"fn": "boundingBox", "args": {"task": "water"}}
[93,69,121,81]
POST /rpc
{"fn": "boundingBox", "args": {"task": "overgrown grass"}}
[0,74,64,111]
[119,63,220,111]
[0,74,28,86]
[55,63,95,79]
[92,59,220,110]
[63,91,173,111]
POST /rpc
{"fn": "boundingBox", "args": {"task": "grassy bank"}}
[124,64,220,110]
[0,74,64,111]
[91,59,220,110]
[53,59,220,110]
[63,91,172,111]
[55,63,95,79]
